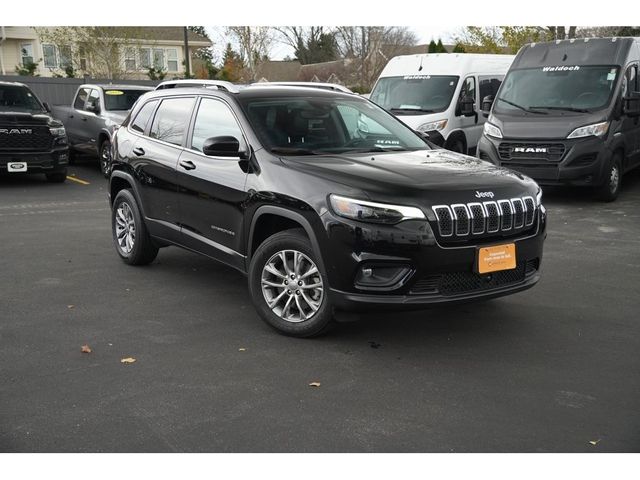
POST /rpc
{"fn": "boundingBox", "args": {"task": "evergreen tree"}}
[436,39,447,53]
[428,40,437,53]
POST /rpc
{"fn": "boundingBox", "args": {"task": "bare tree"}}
[227,27,273,81]
[334,26,417,89]
[274,27,337,64]
[37,27,152,80]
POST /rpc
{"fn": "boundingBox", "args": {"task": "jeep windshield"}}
[370,75,459,114]
[103,89,149,111]
[239,95,430,155]
[495,65,619,115]
[0,85,45,113]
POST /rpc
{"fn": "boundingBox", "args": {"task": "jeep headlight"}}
[49,126,66,137]
[536,188,543,206]
[567,121,609,139]
[417,119,447,132]
[329,194,425,224]
[483,122,503,139]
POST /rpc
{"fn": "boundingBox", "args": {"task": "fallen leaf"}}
[81,345,92,353]
[238,348,246,352]
[120,357,136,364]
[589,439,601,446]
[67,305,75,309]
[309,382,321,387]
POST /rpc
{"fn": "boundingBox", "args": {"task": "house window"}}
[139,48,151,69]
[153,49,164,70]
[42,44,57,69]
[125,49,136,71]
[78,45,87,71]
[59,45,72,69]
[167,49,178,72]
[21,43,34,66]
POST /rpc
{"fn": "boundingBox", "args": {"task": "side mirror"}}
[481,95,495,118]
[42,102,51,113]
[202,135,246,158]
[623,93,640,117]
[416,129,445,147]
[86,101,100,114]
[458,95,475,117]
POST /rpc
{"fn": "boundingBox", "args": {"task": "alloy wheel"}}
[260,249,323,323]
[115,202,136,254]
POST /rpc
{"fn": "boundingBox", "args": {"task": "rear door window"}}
[149,97,195,146]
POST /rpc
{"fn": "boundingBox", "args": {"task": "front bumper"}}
[477,134,611,186]
[319,211,546,312]
[0,147,69,174]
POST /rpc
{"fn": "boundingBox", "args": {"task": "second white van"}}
[369,53,515,154]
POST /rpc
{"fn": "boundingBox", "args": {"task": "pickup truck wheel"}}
[111,189,158,265]
[595,153,622,202]
[99,140,111,178]
[45,170,67,183]
[248,229,334,337]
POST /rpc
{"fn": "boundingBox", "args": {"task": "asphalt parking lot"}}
[1,157,639,453]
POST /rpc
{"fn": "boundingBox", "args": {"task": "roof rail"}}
[154,79,241,93]
[249,82,353,94]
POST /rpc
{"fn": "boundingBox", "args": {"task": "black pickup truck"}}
[0,81,69,183]
[52,84,152,177]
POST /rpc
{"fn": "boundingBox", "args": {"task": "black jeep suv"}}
[108,83,547,337]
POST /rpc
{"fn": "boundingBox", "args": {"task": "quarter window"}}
[149,97,195,146]
[191,98,243,152]
[130,100,158,134]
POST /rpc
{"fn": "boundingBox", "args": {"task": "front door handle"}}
[132,147,145,156]
[179,160,196,170]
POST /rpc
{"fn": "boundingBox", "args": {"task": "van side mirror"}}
[202,135,247,158]
[623,93,640,117]
[481,95,495,118]
[458,95,475,117]
[415,129,445,147]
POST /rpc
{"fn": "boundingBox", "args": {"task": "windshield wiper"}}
[346,146,409,153]
[270,147,324,156]
[529,105,592,113]
[389,107,436,114]
[496,98,547,115]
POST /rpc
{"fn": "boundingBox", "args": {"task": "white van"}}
[370,53,515,154]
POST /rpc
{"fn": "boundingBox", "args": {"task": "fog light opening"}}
[354,264,413,291]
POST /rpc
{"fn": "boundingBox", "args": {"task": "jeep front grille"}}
[432,196,537,239]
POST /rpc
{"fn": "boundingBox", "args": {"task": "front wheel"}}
[111,189,158,265]
[248,229,334,337]
[595,153,622,202]
[99,140,111,178]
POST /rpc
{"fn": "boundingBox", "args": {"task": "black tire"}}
[111,189,158,265]
[595,153,622,202]
[445,136,466,154]
[45,169,67,183]
[99,139,111,179]
[248,229,334,337]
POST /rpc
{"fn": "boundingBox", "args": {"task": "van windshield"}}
[495,65,619,114]
[239,95,430,155]
[0,85,45,113]
[370,75,459,114]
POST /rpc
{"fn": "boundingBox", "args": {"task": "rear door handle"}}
[179,160,196,170]
[132,147,145,156]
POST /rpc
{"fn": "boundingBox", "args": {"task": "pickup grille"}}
[0,125,53,151]
[432,196,537,240]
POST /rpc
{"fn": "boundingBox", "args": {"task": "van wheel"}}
[99,139,111,178]
[248,229,334,337]
[595,153,622,202]
[112,189,158,265]
[445,137,466,154]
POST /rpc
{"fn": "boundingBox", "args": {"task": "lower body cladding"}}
[320,213,546,312]
[0,148,69,175]
[477,134,612,187]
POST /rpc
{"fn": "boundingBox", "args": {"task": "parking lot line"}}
[66,175,90,185]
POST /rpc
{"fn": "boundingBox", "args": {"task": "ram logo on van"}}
[514,147,548,153]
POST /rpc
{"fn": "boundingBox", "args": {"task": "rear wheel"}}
[248,229,334,337]
[99,139,112,178]
[595,153,622,202]
[111,189,158,265]
[45,169,67,183]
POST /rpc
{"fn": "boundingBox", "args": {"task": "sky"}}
[206,26,459,63]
